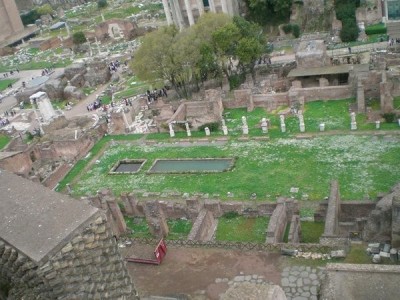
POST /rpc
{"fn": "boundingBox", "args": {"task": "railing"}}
[127,237,338,254]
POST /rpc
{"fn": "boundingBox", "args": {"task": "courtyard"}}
[59,98,400,202]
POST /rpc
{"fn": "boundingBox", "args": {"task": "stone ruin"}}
[0,169,138,299]
[0,119,107,189]
[15,60,111,104]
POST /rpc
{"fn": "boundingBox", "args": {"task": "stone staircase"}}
[387,21,400,39]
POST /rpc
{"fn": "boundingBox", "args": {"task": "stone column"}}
[209,0,216,12]
[144,201,169,238]
[221,0,228,14]
[170,0,185,29]
[197,0,204,16]
[357,79,365,113]
[384,0,389,23]
[392,195,400,248]
[162,0,173,25]
[184,0,195,26]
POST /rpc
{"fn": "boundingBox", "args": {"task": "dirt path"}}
[122,246,282,299]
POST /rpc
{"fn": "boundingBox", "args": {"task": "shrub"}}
[282,23,292,34]
[222,211,239,219]
[72,31,86,45]
[98,0,108,9]
[36,4,53,16]
[228,73,245,90]
[365,23,387,35]
[382,113,396,123]
[198,122,220,132]
[340,19,359,42]
[292,24,300,38]
[20,9,40,25]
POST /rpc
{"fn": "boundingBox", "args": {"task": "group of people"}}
[86,98,103,111]
[2,69,19,78]
[0,117,10,127]
[388,38,400,47]
[41,68,53,76]
[109,60,121,72]
[146,88,167,105]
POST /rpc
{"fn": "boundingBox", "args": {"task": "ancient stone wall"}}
[323,180,341,237]
[363,184,400,242]
[392,194,400,247]
[266,199,289,243]
[0,150,34,176]
[121,196,278,219]
[87,190,128,238]
[0,170,137,299]
[188,209,217,241]
[340,202,376,222]
[39,37,62,51]
[288,215,301,244]
[356,1,382,25]
[0,213,137,299]
[292,85,353,102]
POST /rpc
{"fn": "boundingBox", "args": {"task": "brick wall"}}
[0,213,137,299]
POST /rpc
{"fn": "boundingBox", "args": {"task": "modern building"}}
[0,0,24,43]
[162,0,240,29]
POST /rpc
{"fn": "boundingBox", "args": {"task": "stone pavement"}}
[281,266,326,300]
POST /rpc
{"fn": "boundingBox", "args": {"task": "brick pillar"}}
[144,201,169,238]
[98,189,127,236]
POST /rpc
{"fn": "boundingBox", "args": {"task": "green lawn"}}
[216,216,269,242]
[125,217,152,238]
[167,219,192,240]
[66,134,400,201]
[0,135,10,150]
[0,79,18,91]
[124,217,192,239]
[300,221,325,243]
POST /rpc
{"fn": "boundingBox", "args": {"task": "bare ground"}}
[122,245,283,299]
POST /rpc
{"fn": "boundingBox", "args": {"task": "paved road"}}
[0,68,64,114]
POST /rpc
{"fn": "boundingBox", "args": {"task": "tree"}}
[36,4,53,16]
[245,0,292,25]
[98,0,108,9]
[72,31,87,45]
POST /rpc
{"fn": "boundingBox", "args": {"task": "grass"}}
[394,96,400,110]
[124,217,192,239]
[216,216,269,242]
[59,100,400,200]
[0,135,11,150]
[113,75,155,100]
[64,134,400,200]
[300,221,325,243]
[56,134,143,192]
[125,217,152,238]
[282,223,290,243]
[0,79,18,91]
[0,60,72,73]
[343,243,372,264]
[166,219,192,240]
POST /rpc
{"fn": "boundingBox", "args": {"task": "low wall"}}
[252,93,289,111]
[288,215,301,244]
[42,163,71,189]
[188,209,216,241]
[295,85,354,102]
[266,200,288,243]
[323,180,341,237]
[122,197,278,219]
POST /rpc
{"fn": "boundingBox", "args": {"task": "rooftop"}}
[0,169,98,263]
[288,64,369,77]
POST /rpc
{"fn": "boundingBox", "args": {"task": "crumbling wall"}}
[323,180,341,237]
[266,198,289,243]
[288,215,301,244]
[0,213,137,299]
[188,209,216,241]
